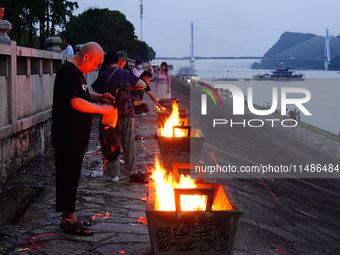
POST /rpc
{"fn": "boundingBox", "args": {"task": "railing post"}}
[0,19,11,45]
[46,36,62,53]
[8,41,17,132]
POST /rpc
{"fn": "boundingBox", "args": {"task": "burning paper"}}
[138,216,148,225]
[150,156,207,211]
[160,102,186,137]
[92,211,110,221]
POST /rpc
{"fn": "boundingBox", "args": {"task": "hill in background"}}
[252,32,340,70]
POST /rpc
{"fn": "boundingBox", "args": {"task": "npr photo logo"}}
[200,84,312,128]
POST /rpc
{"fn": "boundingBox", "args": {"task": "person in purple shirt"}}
[92,51,147,183]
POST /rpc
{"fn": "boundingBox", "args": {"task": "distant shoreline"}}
[155,56,262,60]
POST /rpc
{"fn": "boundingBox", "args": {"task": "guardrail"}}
[0,41,99,183]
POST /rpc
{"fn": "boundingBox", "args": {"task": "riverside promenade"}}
[0,77,339,255]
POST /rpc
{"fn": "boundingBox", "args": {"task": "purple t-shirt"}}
[157,71,170,85]
[92,67,140,117]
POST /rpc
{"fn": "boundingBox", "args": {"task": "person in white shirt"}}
[132,60,144,100]
[64,36,74,55]
[132,59,143,77]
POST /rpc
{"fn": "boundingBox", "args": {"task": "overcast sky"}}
[73,0,340,58]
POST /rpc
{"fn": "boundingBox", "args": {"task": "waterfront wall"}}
[0,41,99,184]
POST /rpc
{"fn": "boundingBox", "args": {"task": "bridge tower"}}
[140,0,143,41]
[190,22,194,67]
[324,28,330,70]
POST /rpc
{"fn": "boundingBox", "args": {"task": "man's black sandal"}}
[63,221,94,236]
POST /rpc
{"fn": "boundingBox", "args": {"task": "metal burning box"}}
[146,181,243,255]
[157,128,204,170]
[157,98,180,110]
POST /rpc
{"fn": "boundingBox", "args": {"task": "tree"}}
[37,0,78,49]
[2,0,27,45]
[2,0,78,48]
[63,8,156,61]
[147,44,156,62]
[49,0,78,36]
[329,55,340,70]
[64,9,136,54]
[135,40,156,62]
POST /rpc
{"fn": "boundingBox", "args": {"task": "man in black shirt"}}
[52,42,115,236]
[139,71,163,110]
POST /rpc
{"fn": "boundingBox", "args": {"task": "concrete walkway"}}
[0,78,339,255]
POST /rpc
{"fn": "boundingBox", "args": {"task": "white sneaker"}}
[119,159,125,164]
[108,176,119,182]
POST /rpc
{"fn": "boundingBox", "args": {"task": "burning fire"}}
[150,157,207,211]
[160,101,186,137]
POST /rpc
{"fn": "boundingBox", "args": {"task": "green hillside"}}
[253,32,340,70]
[264,32,316,58]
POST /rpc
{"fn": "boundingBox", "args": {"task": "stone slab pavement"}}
[0,78,339,255]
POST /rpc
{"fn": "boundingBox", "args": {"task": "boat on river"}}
[253,67,305,81]
[177,66,198,78]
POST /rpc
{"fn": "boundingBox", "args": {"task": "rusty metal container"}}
[157,128,204,170]
[146,181,243,255]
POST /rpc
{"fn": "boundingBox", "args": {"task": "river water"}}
[154,58,340,135]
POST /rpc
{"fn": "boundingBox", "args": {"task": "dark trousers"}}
[55,148,85,213]
[131,90,144,100]
[134,102,149,114]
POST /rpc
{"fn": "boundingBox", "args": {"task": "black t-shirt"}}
[52,61,93,150]
[144,83,151,92]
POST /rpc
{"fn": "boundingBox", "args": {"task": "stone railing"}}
[0,40,99,183]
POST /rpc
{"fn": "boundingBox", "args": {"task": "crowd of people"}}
[52,42,171,236]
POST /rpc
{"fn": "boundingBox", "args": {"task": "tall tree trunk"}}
[51,11,55,36]
[46,0,50,37]
[17,31,22,47]
[28,15,33,48]
[39,19,45,49]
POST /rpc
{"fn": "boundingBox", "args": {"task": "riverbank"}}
[163,57,340,134]
[0,78,339,254]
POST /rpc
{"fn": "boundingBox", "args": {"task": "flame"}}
[150,157,207,211]
[160,102,185,137]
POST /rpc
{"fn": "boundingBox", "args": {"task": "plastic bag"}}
[99,123,120,162]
